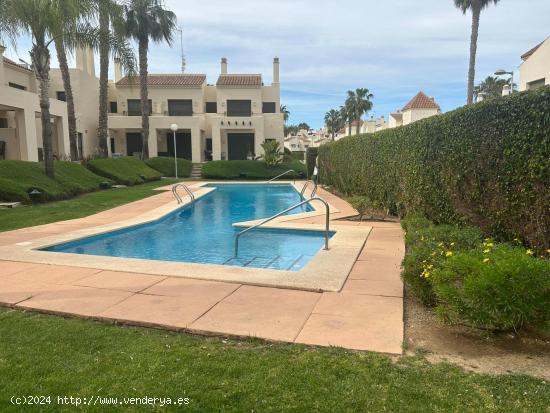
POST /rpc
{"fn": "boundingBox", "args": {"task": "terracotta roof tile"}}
[116,74,206,87]
[390,112,403,121]
[521,40,544,61]
[402,91,440,111]
[216,74,262,87]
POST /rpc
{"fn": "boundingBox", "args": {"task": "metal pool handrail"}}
[234,196,330,256]
[172,183,195,205]
[300,179,318,198]
[267,169,296,184]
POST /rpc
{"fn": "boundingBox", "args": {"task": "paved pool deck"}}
[0,182,405,354]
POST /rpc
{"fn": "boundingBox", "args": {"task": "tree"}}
[96,0,135,156]
[260,140,282,167]
[297,122,311,131]
[474,75,514,100]
[351,88,373,135]
[341,100,354,136]
[124,0,176,159]
[324,109,342,141]
[2,0,99,177]
[454,0,501,105]
[280,104,290,123]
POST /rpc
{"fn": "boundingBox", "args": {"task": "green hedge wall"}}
[318,88,550,250]
[201,160,306,180]
[145,157,193,177]
[86,157,161,185]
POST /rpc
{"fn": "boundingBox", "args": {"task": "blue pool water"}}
[43,184,333,271]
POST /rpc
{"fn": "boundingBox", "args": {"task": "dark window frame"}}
[205,102,217,113]
[56,91,66,101]
[109,101,118,114]
[127,99,152,116]
[167,99,193,116]
[8,82,26,91]
[262,102,276,113]
[227,100,252,117]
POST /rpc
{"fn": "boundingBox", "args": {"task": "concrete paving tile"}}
[190,286,320,342]
[75,271,165,293]
[348,259,402,280]
[18,285,133,317]
[0,277,66,304]
[342,278,403,298]
[10,264,102,285]
[101,293,214,328]
[142,277,240,300]
[0,261,41,277]
[295,313,403,354]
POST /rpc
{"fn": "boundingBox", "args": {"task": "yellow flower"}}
[437,242,444,247]
[483,258,490,263]
[450,242,455,247]
[427,264,434,269]
[431,252,437,257]
[483,249,491,254]
[526,249,534,256]
[445,251,453,257]
[486,242,494,248]
[547,249,550,254]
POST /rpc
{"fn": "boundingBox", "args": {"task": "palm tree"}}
[2,0,98,177]
[352,88,373,135]
[340,104,352,136]
[324,109,342,141]
[124,0,176,160]
[454,0,501,105]
[280,104,290,123]
[95,0,135,156]
[474,75,513,100]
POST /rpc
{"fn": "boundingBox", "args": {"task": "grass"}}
[0,179,176,232]
[0,308,547,412]
[201,160,306,179]
[144,156,193,177]
[86,157,162,185]
[0,160,109,203]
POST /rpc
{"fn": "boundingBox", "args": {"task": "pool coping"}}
[0,181,371,292]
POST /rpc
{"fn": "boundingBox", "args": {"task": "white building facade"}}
[519,36,550,91]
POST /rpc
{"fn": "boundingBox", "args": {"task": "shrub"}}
[431,245,550,331]
[86,157,161,185]
[306,147,318,178]
[0,160,109,203]
[145,157,192,177]
[348,196,385,220]
[401,216,483,305]
[318,87,550,250]
[260,140,283,167]
[201,160,306,180]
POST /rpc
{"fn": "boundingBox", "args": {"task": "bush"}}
[201,160,306,180]
[260,140,282,167]
[348,196,385,220]
[401,216,483,305]
[306,147,318,178]
[318,87,550,250]
[145,157,192,177]
[431,245,550,331]
[86,157,161,185]
[0,160,110,203]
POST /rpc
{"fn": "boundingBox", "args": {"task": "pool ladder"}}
[267,169,296,184]
[172,183,195,205]
[300,179,318,198]
[234,196,330,257]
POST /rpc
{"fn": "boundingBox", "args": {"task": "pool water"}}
[43,184,332,271]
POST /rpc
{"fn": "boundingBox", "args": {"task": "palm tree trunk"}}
[467,2,481,105]
[138,36,150,159]
[54,39,78,159]
[97,4,110,156]
[356,121,360,135]
[348,121,352,136]
[31,42,54,178]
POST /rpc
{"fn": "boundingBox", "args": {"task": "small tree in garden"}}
[260,140,282,167]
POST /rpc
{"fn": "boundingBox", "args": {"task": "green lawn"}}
[0,308,546,412]
[0,179,177,232]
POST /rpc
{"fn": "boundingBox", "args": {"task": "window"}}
[168,99,193,116]
[262,102,276,113]
[109,101,118,113]
[205,102,217,113]
[527,78,546,90]
[127,99,151,116]
[227,100,251,117]
[0,118,8,128]
[8,82,26,91]
[56,91,66,101]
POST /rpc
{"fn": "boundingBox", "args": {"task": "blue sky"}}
[4,0,550,128]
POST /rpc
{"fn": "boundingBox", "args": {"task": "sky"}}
[4,0,550,129]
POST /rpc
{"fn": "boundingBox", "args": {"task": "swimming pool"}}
[42,184,333,271]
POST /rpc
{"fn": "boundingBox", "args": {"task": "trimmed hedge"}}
[201,160,306,180]
[318,88,550,250]
[86,157,161,185]
[145,157,192,177]
[0,160,110,203]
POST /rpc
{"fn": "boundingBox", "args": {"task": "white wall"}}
[519,38,550,91]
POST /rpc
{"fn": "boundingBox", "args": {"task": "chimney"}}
[502,84,511,96]
[76,48,95,76]
[86,48,95,77]
[114,58,122,82]
[221,57,228,74]
[273,57,280,83]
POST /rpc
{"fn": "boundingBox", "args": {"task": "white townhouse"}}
[388,91,440,128]
[519,36,550,91]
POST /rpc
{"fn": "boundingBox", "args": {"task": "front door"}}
[166,132,192,160]
[126,132,142,156]
[227,133,255,160]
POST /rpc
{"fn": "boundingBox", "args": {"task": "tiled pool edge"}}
[0,182,371,292]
